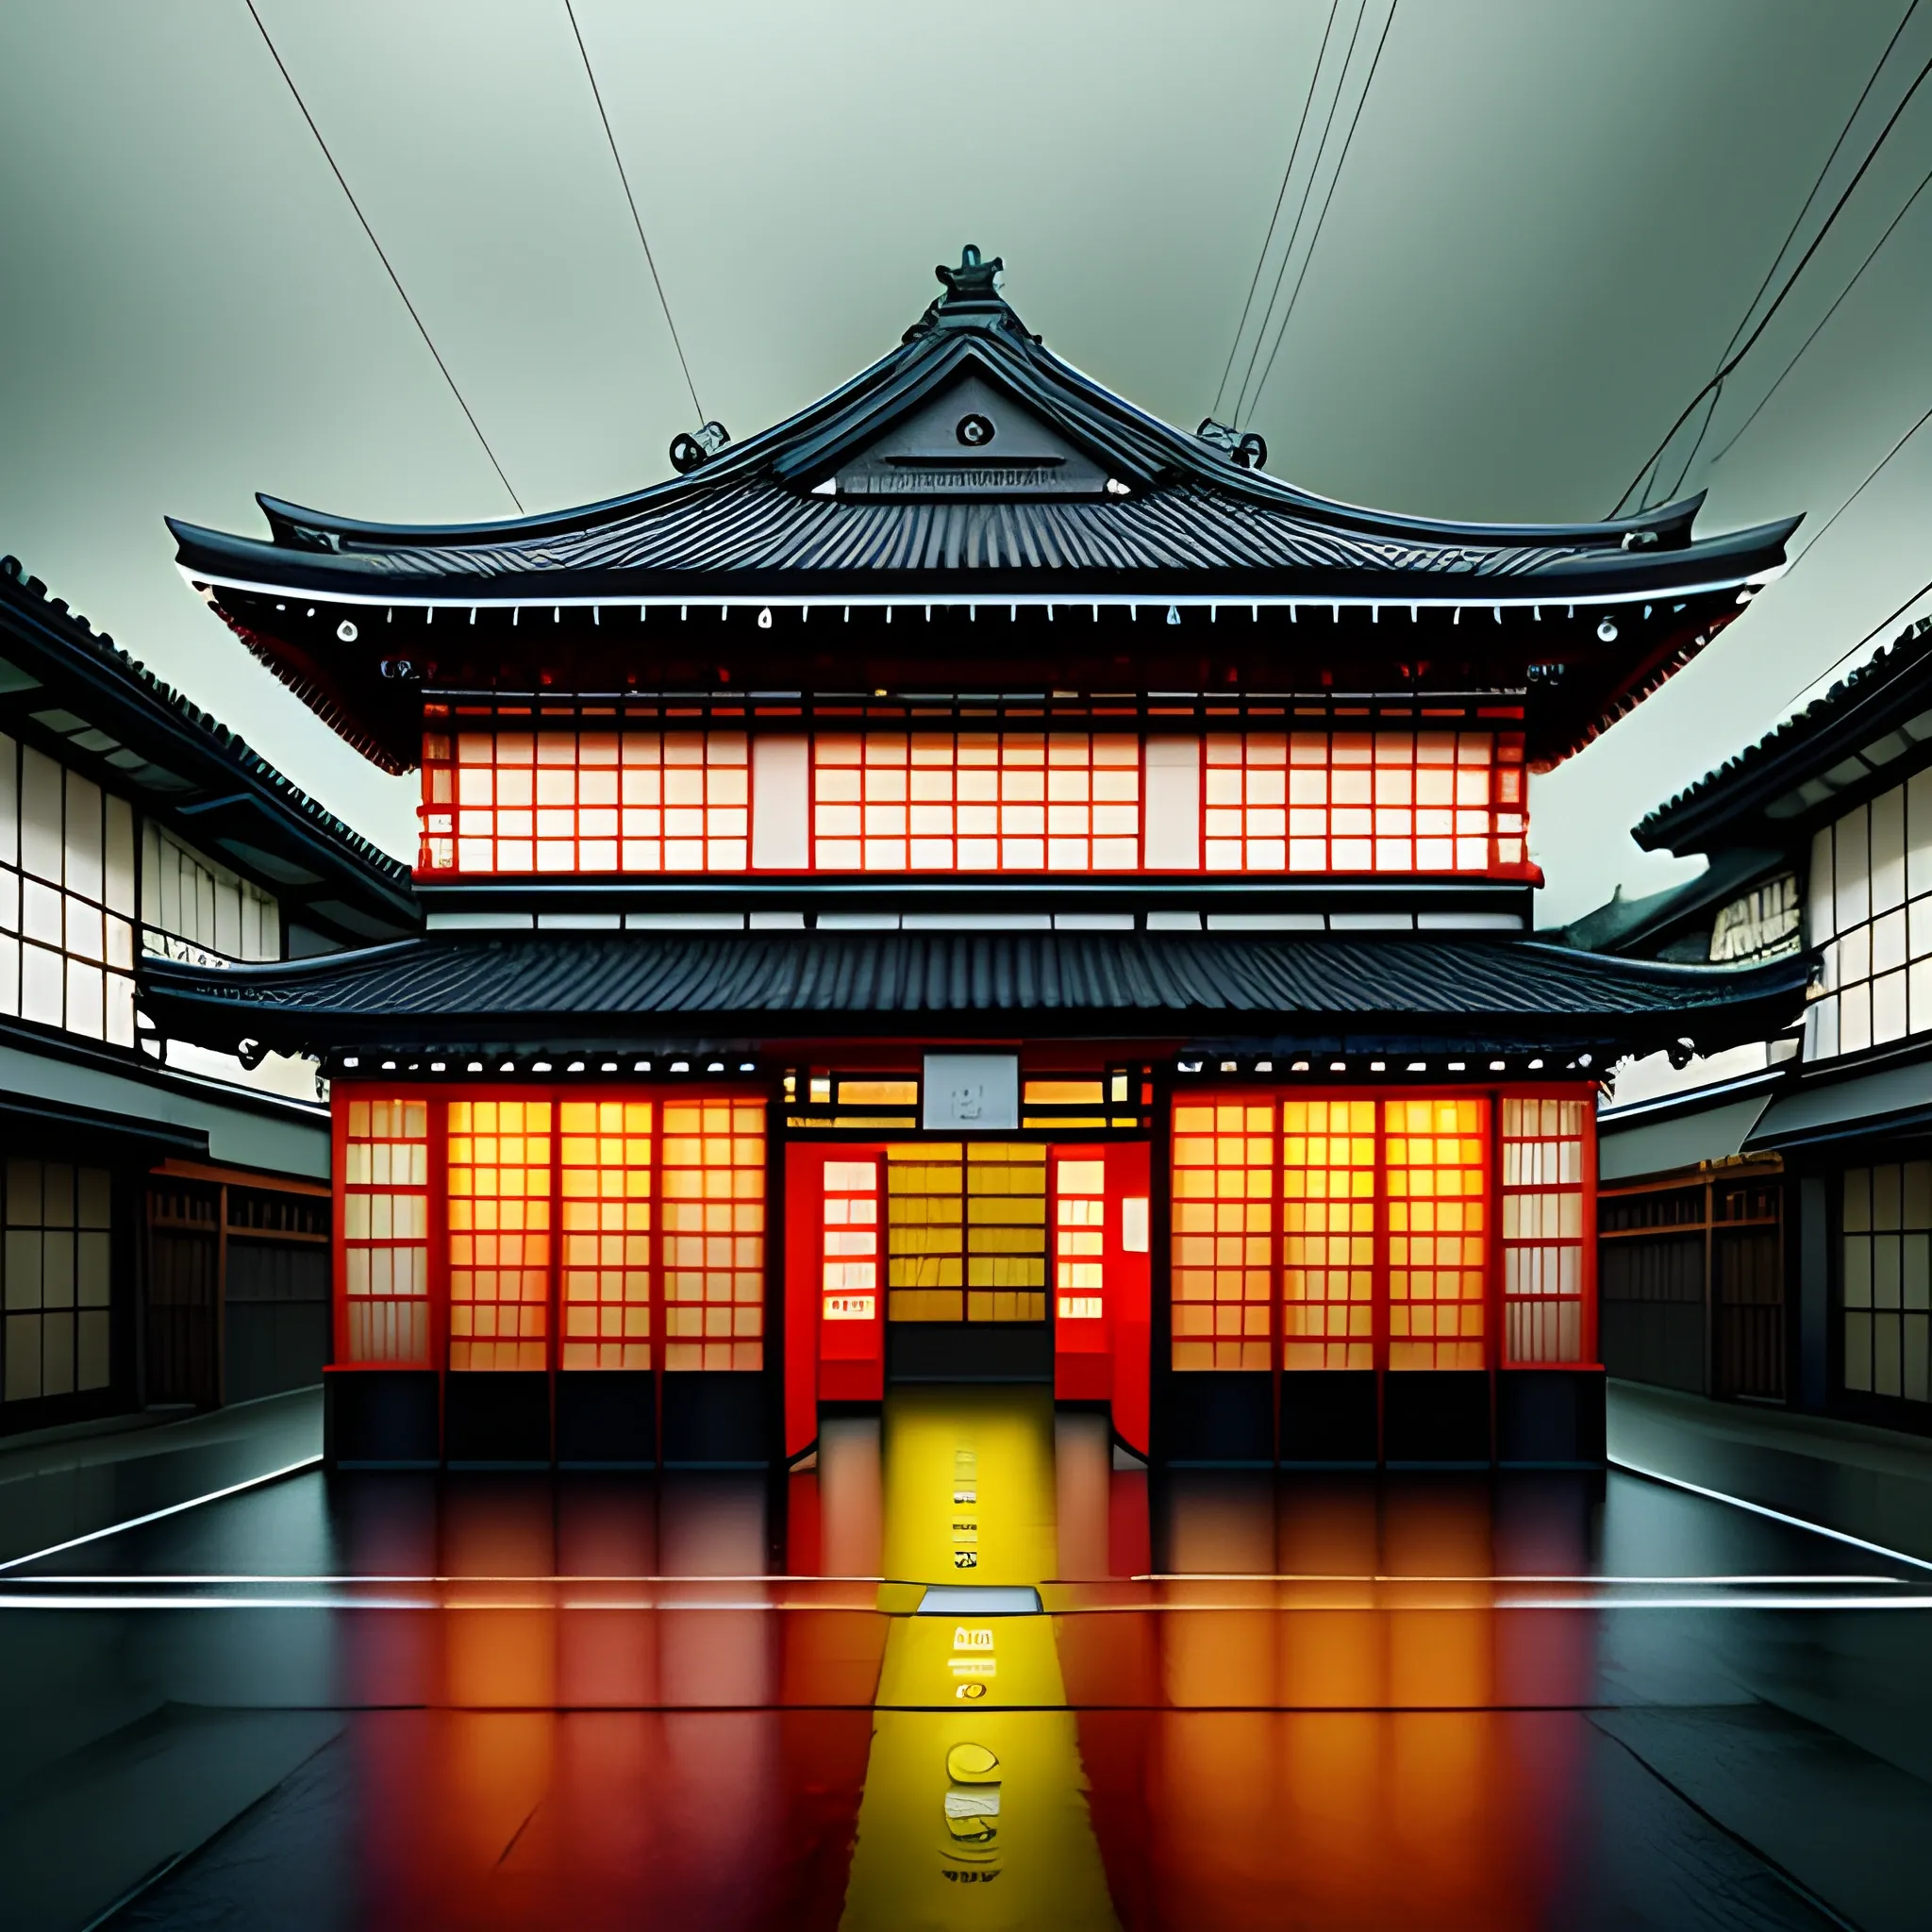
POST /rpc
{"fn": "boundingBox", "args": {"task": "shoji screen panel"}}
[558,1099,654,1370]
[1501,1098,1591,1365]
[1841,1162,1932,1405]
[341,1099,431,1365]
[1280,1098,1377,1370]
[1384,1096,1488,1371]
[446,1098,553,1371]
[660,1099,766,1370]
[1171,1100,1276,1370]
[811,732,1141,874]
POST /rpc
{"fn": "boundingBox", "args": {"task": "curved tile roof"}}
[141,929,1809,1062]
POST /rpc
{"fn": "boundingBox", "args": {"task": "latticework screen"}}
[558,1098,653,1371]
[1055,1157,1107,1324]
[426,728,750,874]
[1204,729,1523,874]
[660,1099,766,1371]
[886,1144,964,1321]
[1280,1098,1376,1371]
[1501,1098,1589,1365]
[965,1142,1046,1321]
[811,732,1141,873]
[1171,1101,1276,1371]
[341,1098,429,1365]
[1385,1097,1488,1371]
[447,1098,553,1371]
[821,1158,880,1324]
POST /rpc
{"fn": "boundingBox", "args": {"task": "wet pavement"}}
[2,1388,1930,1929]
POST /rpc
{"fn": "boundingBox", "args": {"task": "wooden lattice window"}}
[1171,1101,1276,1370]
[821,1158,881,1324]
[1502,1098,1589,1365]
[428,729,749,874]
[341,1098,429,1365]
[965,1142,1047,1320]
[1055,1157,1107,1323]
[1280,1098,1376,1370]
[660,1099,765,1370]
[558,1099,653,1371]
[887,1145,965,1321]
[446,1098,553,1371]
[1205,730,1525,875]
[811,732,1141,873]
[1386,1096,1489,1370]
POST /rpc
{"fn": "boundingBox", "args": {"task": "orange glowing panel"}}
[1171,1101,1275,1371]
[1385,1097,1489,1371]
[822,1158,880,1324]
[1205,730,1526,875]
[341,1098,429,1364]
[1501,1097,1590,1363]
[422,729,749,875]
[811,731,1141,873]
[1280,1098,1376,1371]
[661,1099,766,1371]
[1055,1157,1108,1324]
[558,1099,654,1370]
[446,1098,554,1371]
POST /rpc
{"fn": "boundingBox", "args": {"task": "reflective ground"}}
[5,1388,1932,1930]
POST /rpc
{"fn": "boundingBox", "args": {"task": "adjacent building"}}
[144,248,1804,1471]
[1581,614,1932,1437]
[0,554,417,1432]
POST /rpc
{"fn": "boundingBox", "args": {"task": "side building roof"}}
[1637,615,1932,858]
[1,555,418,945]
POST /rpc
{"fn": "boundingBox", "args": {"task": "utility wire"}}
[1781,392,1932,579]
[1212,0,1341,423]
[1772,572,1932,717]
[242,0,525,513]
[1706,160,1932,471]
[1614,46,1932,514]
[1232,0,1371,425]
[563,0,703,423]
[1661,0,1924,501]
[1246,0,1399,424]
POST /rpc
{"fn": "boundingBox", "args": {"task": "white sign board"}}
[922,1053,1020,1132]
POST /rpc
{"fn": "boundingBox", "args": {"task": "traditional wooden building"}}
[146,248,1805,1470]
[0,553,417,1431]
[1582,614,1932,1436]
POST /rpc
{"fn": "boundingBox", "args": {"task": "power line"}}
[1662,0,1924,501]
[1212,0,1341,424]
[1706,159,1932,471]
[1781,391,1932,579]
[563,0,703,423]
[1614,46,1932,514]
[1232,0,1371,425]
[1773,574,1932,717]
[1246,0,1399,424]
[242,0,525,513]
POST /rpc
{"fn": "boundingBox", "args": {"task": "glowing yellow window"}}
[1385,1096,1489,1370]
[660,1099,765,1371]
[1280,1097,1376,1371]
[558,1098,654,1370]
[447,1097,553,1371]
[1170,1100,1275,1370]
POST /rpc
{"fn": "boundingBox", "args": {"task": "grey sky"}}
[3,1,1928,923]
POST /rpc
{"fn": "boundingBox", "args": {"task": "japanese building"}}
[145,247,1807,1471]
[0,554,417,1431]
[1580,613,1932,1437]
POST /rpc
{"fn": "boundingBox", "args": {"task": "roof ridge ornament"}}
[907,244,1039,341]
[1196,418,1268,472]
[937,243,1003,303]
[669,419,730,475]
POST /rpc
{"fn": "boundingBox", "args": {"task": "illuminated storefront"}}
[145,246,1806,1467]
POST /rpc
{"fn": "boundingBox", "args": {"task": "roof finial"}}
[936,243,1003,304]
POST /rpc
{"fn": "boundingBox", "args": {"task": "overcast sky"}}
[3,1,1929,923]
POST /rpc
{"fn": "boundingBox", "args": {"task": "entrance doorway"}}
[783,1140,1152,1462]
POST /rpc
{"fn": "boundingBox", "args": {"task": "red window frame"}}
[330,1083,768,1384]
